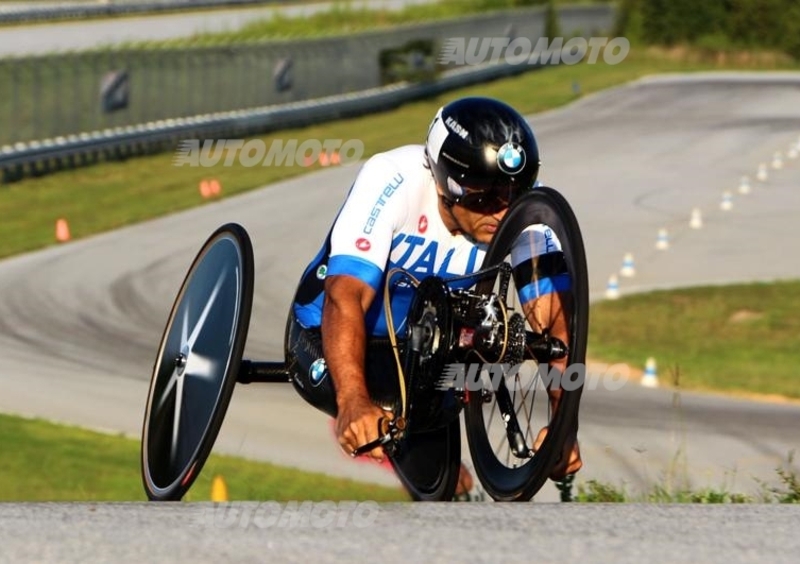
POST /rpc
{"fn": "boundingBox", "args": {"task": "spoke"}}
[170,372,186,466]
[510,366,541,450]
[181,298,190,345]
[185,353,217,381]
[489,403,512,464]
[155,369,178,414]
[187,269,227,349]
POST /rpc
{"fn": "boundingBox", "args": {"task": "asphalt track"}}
[1,503,798,563]
[1,73,800,559]
[0,0,436,57]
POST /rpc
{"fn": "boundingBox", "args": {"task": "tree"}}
[545,0,560,39]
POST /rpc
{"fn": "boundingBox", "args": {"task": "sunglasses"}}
[451,185,523,215]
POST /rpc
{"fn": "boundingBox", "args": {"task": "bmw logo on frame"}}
[309,358,328,387]
[497,142,526,174]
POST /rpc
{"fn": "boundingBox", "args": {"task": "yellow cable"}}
[382,267,420,422]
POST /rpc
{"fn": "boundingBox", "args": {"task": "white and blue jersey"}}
[292,145,567,337]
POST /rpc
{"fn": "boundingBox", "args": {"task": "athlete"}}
[286,96,582,496]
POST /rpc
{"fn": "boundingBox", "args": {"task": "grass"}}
[588,280,800,399]
[155,0,600,46]
[0,412,408,501]
[2,410,796,503]
[2,45,798,260]
[556,451,800,503]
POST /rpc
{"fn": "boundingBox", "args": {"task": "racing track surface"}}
[1,73,800,508]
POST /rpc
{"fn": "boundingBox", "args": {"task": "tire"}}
[389,418,461,501]
[141,223,254,501]
[464,187,589,501]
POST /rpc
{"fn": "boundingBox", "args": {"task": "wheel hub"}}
[175,348,188,377]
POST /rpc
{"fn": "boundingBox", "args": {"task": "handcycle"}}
[140,186,588,502]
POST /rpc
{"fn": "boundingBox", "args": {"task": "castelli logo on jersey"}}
[418,215,428,233]
[355,238,371,251]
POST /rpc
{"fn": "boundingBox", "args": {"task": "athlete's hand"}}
[335,395,390,462]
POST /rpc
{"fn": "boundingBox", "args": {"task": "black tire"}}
[141,223,254,501]
[464,187,589,501]
[389,418,461,501]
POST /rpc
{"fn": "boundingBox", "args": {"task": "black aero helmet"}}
[425,97,540,214]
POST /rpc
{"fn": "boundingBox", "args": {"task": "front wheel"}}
[464,187,589,501]
[141,223,254,501]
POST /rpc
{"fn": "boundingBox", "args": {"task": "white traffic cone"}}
[655,228,669,250]
[620,253,636,278]
[605,275,620,300]
[772,152,783,170]
[757,163,768,182]
[641,357,659,388]
[788,144,798,160]
[738,176,751,195]
[720,191,733,211]
[690,208,703,229]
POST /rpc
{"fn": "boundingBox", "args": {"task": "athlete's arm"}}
[321,152,410,460]
[511,224,582,479]
[322,274,387,460]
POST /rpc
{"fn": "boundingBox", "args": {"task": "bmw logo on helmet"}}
[497,141,526,175]
[309,358,328,387]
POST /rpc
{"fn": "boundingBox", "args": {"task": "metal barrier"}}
[0,62,539,180]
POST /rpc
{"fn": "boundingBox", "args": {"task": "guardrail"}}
[0,0,291,24]
[0,61,538,182]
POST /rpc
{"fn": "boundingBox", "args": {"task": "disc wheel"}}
[389,277,461,502]
[389,419,461,501]
[141,223,254,501]
[464,187,589,501]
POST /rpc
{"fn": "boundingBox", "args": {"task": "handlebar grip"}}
[350,416,405,458]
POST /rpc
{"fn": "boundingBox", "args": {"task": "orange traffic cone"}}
[330,151,341,165]
[199,179,212,198]
[209,179,221,197]
[55,218,71,243]
[319,152,330,167]
[302,155,313,167]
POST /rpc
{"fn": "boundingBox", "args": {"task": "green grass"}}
[554,453,800,503]
[153,0,600,46]
[2,46,798,260]
[0,412,408,501]
[564,459,800,504]
[588,280,800,399]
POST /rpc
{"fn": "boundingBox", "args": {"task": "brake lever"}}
[351,416,406,458]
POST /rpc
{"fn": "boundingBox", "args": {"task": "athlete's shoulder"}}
[357,145,428,186]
